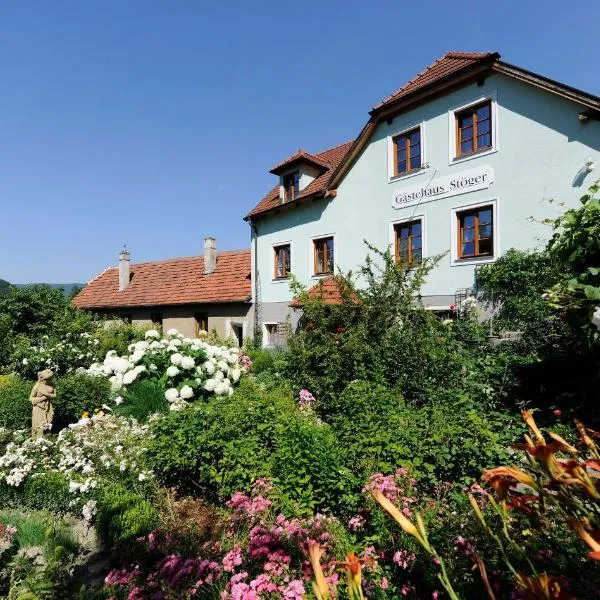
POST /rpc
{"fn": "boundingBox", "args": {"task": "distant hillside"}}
[0,281,84,296]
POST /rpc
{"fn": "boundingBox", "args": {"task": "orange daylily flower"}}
[308,542,330,600]
[517,572,576,599]
[522,409,546,445]
[483,467,538,491]
[569,518,600,559]
[575,419,597,452]
[547,432,579,455]
[373,490,420,540]
[504,493,539,513]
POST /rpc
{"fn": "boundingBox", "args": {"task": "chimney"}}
[118,246,131,291]
[204,237,217,274]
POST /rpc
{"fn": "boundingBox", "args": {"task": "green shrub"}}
[95,320,152,359]
[115,379,168,421]
[0,375,31,430]
[245,348,274,374]
[24,472,71,514]
[332,381,523,491]
[0,479,22,509]
[477,248,555,329]
[272,412,351,515]
[94,483,158,547]
[147,379,294,500]
[53,374,111,431]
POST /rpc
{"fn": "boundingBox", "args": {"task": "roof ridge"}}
[375,51,494,109]
[83,265,113,286]
[378,55,446,106]
[113,249,251,269]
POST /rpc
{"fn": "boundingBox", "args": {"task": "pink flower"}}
[393,549,416,569]
[348,515,365,531]
[282,579,305,599]
[380,577,389,590]
[222,546,243,572]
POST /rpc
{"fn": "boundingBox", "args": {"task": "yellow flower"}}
[81,411,89,418]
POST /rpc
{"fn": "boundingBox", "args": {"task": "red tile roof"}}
[290,276,359,307]
[246,140,354,219]
[373,51,497,110]
[270,149,331,175]
[73,250,251,309]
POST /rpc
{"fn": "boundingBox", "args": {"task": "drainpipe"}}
[250,220,260,346]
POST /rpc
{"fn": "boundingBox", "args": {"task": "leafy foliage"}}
[94,482,158,547]
[0,376,31,430]
[477,248,555,329]
[53,374,112,431]
[547,179,600,333]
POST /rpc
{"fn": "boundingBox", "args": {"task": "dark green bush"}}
[53,374,112,431]
[95,321,153,358]
[477,248,555,329]
[147,379,291,500]
[0,375,31,430]
[94,482,158,547]
[331,381,522,491]
[245,348,275,374]
[115,379,168,421]
[24,471,72,513]
[0,479,22,508]
[272,412,351,515]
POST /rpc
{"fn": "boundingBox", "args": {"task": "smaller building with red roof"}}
[74,238,252,344]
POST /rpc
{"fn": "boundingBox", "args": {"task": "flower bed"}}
[85,328,250,410]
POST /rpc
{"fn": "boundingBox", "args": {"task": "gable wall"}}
[254,72,600,307]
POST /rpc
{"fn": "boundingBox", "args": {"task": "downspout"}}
[250,220,260,346]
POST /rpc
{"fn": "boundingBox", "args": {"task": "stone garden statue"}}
[29,369,56,438]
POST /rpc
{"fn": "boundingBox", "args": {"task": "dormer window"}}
[283,171,300,203]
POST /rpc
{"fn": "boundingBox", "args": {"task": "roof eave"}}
[493,61,600,111]
[76,297,252,310]
[245,189,327,221]
[269,156,329,176]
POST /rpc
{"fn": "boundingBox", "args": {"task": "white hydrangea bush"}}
[14,332,102,378]
[85,328,249,410]
[0,413,153,498]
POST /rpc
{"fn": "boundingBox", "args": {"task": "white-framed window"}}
[272,241,292,281]
[310,233,336,278]
[262,322,279,347]
[226,320,247,347]
[388,121,426,182]
[448,91,498,165]
[389,213,427,265]
[450,198,498,266]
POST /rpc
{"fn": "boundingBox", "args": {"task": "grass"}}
[0,510,76,555]
[115,379,169,421]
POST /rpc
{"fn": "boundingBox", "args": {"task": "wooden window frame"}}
[455,100,493,158]
[392,126,422,177]
[283,171,300,203]
[313,236,334,276]
[273,244,291,280]
[194,312,209,336]
[393,219,423,265]
[456,205,494,260]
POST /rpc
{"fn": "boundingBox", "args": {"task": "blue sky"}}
[1,0,599,283]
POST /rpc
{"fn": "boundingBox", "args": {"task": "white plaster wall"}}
[254,73,600,303]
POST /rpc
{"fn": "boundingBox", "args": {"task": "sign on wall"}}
[392,165,494,209]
